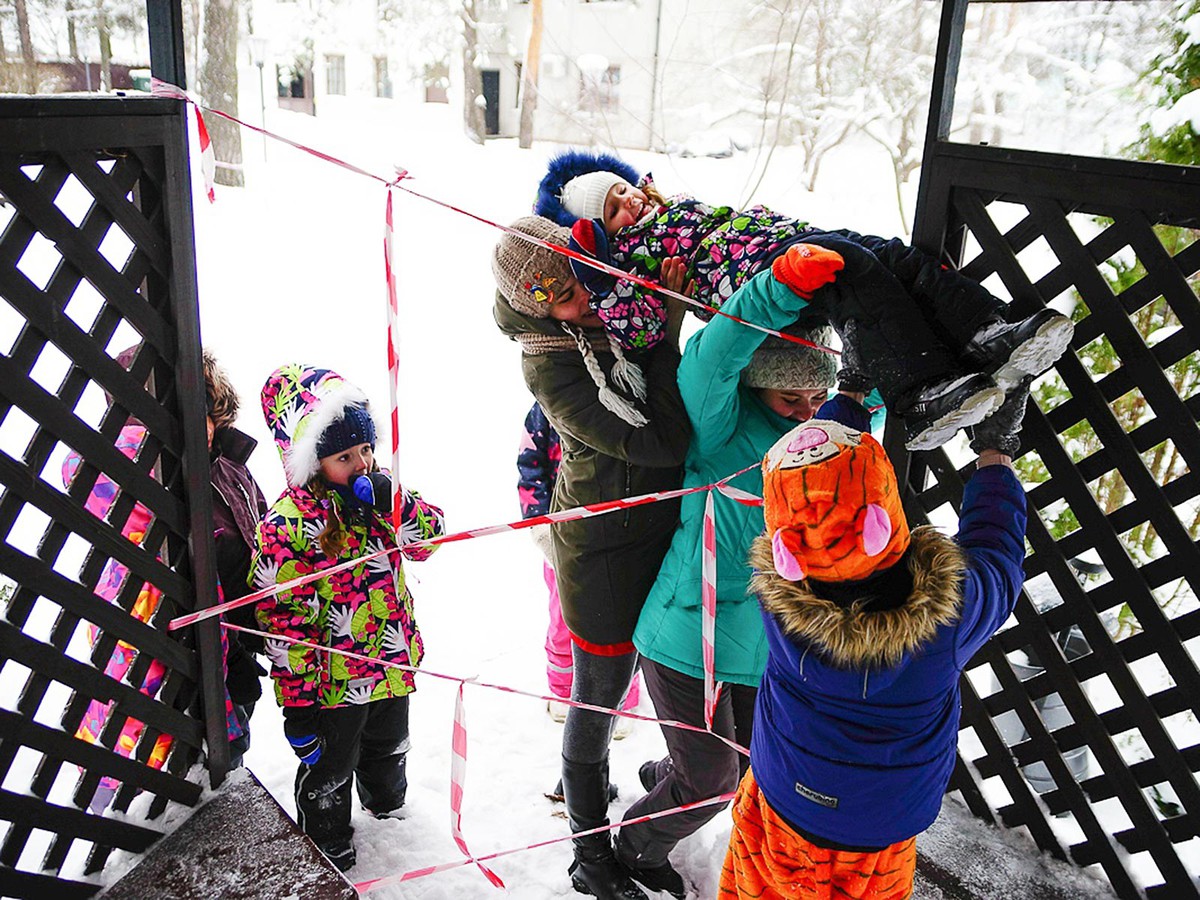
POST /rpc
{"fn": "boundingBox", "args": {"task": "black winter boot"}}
[550,778,619,803]
[562,756,648,900]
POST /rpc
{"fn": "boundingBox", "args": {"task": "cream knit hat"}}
[492,217,574,318]
[560,171,624,221]
[740,326,838,391]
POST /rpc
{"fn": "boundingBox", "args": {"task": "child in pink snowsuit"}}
[518,401,640,723]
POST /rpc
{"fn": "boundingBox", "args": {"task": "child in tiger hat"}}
[718,387,1031,900]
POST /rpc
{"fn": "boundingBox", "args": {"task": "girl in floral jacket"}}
[251,363,444,873]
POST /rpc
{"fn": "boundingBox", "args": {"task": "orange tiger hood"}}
[748,526,965,668]
[762,419,909,584]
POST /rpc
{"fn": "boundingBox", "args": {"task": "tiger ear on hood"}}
[772,528,806,581]
[859,502,894,557]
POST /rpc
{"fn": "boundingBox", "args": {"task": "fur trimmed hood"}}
[260,363,374,488]
[535,149,642,226]
[749,525,966,669]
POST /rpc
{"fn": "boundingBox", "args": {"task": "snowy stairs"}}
[102,768,355,900]
[914,798,1119,899]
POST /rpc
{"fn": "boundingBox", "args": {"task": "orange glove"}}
[771,243,845,299]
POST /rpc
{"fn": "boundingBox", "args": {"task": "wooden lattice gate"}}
[0,94,229,898]
[904,2,1200,897]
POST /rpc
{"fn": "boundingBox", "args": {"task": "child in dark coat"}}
[536,150,1073,452]
[718,386,1032,900]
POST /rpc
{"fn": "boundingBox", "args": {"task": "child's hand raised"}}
[660,256,692,347]
[660,256,695,298]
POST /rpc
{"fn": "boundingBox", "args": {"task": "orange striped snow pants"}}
[719,769,916,900]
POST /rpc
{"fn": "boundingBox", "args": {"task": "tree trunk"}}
[185,0,204,91]
[14,0,37,93]
[201,0,244,187]
[96,0,112,92]
[66,0,79,61]
[517,0,543,149]
[460,0,486,144]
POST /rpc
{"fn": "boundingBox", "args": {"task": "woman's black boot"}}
[561,756,648,900]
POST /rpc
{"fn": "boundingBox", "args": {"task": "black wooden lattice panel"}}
[911,142,1200,900]
[0,97,220,898]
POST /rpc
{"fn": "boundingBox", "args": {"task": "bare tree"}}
[200,0,244,186]
[460,0,486,144]
[96,0,112,91]
[517,0,542,149]
[854,0,940,234]
[14,0,38,92]
[65,0,79,61]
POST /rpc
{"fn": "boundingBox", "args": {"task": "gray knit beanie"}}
[740,325,838,391]
[492,217,574,318]
[561,171,624,221]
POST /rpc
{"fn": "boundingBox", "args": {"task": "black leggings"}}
[562,645,639,765]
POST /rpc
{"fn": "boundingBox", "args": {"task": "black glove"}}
[224,639,266,706]
[282,705,323,766]
[969,376,1033,456]
[352,471,393,514]
[816,392,872,433]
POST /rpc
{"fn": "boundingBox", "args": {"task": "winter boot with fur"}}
[562,756,648,900]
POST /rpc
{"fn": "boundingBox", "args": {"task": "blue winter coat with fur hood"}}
[747,464,1026,849]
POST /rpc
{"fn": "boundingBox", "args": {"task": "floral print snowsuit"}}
[251,484,443,708]
[598,192,813,349]
[251,364,444,711]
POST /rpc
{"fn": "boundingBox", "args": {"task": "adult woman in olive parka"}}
[492,216,691,900]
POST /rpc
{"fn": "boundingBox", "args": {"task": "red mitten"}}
[771,244,845,299]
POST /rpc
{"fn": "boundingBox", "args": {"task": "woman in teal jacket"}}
[614,262,884,897]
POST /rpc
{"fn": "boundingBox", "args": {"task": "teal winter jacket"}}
[633,270,816,686]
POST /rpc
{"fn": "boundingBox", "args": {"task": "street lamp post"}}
[248,36,269,161]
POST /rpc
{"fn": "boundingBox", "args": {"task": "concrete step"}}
[102,767,355,900]
[915,797,1120,899]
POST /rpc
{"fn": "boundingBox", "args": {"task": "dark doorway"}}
[482,68,500,135]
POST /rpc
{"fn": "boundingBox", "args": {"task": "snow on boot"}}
[900,373,1004,451]
[321,839,356,873]
[619,858,686,900]
[963,308,1075,393]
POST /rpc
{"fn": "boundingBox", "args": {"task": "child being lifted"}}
[535,150,1073,451]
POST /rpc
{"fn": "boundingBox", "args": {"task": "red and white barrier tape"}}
[384,186,404,531]
[354,789,736,893]
[149,79,215,203]
[701,491,722,729]
[168,466,760,631]
[148,78,837,355]
[222,624,749,758]
[450,683,505,888]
